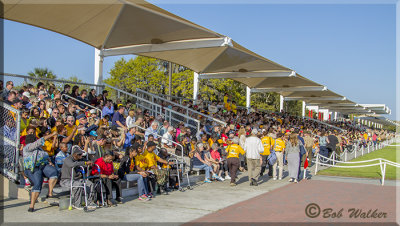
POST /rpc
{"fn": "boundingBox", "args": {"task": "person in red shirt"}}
[92,151,122,206]
[210,144,224,181]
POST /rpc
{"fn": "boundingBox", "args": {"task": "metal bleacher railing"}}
[2,73,203,135]
[0,102,21,182]
[135,88,227,127]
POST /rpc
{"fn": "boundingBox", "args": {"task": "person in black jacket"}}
[118,145,151,201]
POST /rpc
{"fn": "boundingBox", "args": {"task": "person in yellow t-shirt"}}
[363,133,368,142]
[260,131,275,177]
[225,137,245,185]
[135,146,149,171]
[231,101,237,114]
[272,133,286,180]
[225,100,231,112]
[65,115,78,137]
[42,130,58,157]
[223,93,229,104]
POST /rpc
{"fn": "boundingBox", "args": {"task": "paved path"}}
[1,171,291,223]
[190,179,397,224]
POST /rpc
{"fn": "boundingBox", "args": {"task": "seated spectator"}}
[92,151,122,205]
[118,146,151,201]
[112,105,127,132]
[55,142,69,173]
[161,126,176,153]
[192,143,214,183]
[23,132,59,212]
[124,126,136,150]
[60,146,96,210]
[126,109,136,128]
[145,121,158,141]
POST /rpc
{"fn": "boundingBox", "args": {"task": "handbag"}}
[267,139,277,166]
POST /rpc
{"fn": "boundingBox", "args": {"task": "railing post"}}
[381,162,387,186]
[355,146,357,158]
[314,154,319,175]
[362,146,364,156]
[345,150,347,162]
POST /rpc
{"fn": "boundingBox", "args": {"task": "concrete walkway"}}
[1,170,292,223]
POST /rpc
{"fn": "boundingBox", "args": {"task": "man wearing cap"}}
[77,114,98,135]
[21,91,31,108]
[38,90,47,101]
[60,146,96,210]
[243,129,264,186]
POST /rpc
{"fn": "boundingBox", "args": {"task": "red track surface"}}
[189,180,396,224]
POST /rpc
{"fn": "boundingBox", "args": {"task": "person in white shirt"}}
[244,129,264,186]
[162,126,175,153]
[126,109,136,129]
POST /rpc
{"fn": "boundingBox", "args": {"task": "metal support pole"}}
[246,86,251,112]
[94,48,104,95]
[279,95,284,113]
[193,72,199,104]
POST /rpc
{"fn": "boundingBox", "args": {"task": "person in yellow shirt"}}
[225,100,231,112]
[135,145,149,171]
[226,137,245,186]
[272,133,285,180]
[145,142,170,169]
[223,93,229,104]
[65,115,78,137]
[42,130,58,157]
[231,101,237,114]
[260,131,274,177]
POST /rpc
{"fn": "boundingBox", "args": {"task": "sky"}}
[3,2,397,120]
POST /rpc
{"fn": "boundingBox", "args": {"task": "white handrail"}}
[136,88,227,126]
[132,124,185,161]
[314,138,397,186]
[61,94,103,118]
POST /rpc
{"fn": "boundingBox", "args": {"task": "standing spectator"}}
[260,130,274,178]
[318,131,330,159]
[303,131,314,166]
[327,131,339,157]
[272,133,286,180]
[286,133,301,183]
[225,137,245,186]
[87,89,96,103]
[244,129,263,186]
[76,89,89,110]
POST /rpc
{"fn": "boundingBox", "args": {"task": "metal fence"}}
[1,73,104,94]
[0,102,21,182]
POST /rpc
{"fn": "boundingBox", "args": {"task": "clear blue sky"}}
[3,3,396,120]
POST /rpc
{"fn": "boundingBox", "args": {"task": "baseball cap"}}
[38,91,47,96]
[89,109,97,114]
[22,91,30,98]
[71,145,84,155]
[89,131,98,137]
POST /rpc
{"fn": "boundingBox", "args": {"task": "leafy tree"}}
[28,67,57,86]
[105,56,282,112]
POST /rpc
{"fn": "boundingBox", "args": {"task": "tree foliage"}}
[105,56,293,113]
[28,67,57,86]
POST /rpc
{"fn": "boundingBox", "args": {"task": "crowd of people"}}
[0,80,395,213]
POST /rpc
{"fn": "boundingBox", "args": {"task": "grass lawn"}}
[317,143,399,180]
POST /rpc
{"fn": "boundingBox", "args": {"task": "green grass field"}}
[317,143,399,180]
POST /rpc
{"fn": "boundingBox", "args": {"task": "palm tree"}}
[27,67,57,86]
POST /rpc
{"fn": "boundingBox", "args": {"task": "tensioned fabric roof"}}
[1,0,222,49]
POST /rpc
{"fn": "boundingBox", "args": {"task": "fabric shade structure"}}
[249,73,325,92]
[1,0,223,49]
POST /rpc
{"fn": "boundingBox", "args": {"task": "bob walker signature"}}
[305,203,388,219]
